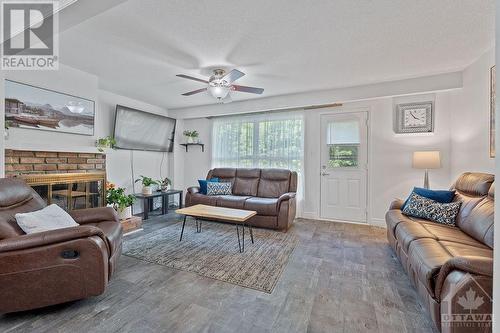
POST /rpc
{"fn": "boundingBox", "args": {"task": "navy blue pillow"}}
[198,178,219,195]
[402,187,456,210]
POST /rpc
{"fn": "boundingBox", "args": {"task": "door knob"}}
[321,172,330,176]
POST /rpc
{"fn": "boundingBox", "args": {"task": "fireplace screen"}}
[21,172,106,212]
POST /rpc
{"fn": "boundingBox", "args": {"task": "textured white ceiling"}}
[58,0,494,109]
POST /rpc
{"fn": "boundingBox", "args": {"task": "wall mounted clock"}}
[394,101,433,134]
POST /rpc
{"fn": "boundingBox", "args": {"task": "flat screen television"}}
[113,105,176,152]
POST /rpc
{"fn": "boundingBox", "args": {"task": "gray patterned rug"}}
[123,220,298,293]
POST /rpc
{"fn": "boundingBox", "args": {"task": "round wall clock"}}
[394,101,433,133]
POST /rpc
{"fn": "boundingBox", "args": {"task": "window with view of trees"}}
[212,112,303,172]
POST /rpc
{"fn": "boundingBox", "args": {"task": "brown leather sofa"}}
[186,168,297,230]
[386,172,493,333]
[0,178,123,313]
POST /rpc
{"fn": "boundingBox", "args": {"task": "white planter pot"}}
[117,206,132,220]
[142,186,153,195]
[186,136,194,143]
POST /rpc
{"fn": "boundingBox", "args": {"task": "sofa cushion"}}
[402,193,461,226]
[188,193,218,206]
[215,195,250,209]
[86,221,123,257]
[453,172,494,197]
[244,197,279,216]
[233,169,261,196]
[207,168,236,185]
[408,238,452,297]
[402,187,455,210]
[395,221,436,253]
[257,169,291,198]
[456,196,494,249]
[198,178,219,195]
[439,241,493,258]
[419,221,490,248]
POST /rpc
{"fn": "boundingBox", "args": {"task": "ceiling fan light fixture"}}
[208,83,230,99]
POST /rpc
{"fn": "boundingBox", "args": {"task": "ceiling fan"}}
[176,69,264,102]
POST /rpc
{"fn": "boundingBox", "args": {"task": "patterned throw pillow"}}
[206,181,232,196]
[402,192,461,226]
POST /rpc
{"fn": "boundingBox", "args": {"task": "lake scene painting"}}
[5,80,95,136]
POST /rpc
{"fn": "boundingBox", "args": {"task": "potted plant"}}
[183,130,199,143]
[106,182,135,220]
[135,175,159,195]
[159,177,172,192]
[96,136,116,152]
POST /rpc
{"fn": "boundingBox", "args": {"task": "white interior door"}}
[320,112,368,223]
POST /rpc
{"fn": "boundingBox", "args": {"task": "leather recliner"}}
[0,178,123,313]
[186,168,297,230]
[386,172,493,333]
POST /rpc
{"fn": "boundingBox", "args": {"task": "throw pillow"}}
[15,204,79,234]
[402,192,461,226]
[198,178,219,195]
[206,182,232,196]
[401,187,455,210]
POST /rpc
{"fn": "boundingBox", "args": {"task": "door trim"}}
[318,107,370,224]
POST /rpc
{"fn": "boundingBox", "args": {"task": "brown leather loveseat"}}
[386,172,493,332]
[186,168,297,230]
[0,178,123,313]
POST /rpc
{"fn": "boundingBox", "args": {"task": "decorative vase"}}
[186,136,194,143]
[142,186,152,195]
[117,206,132,220]
[161,184,169,192]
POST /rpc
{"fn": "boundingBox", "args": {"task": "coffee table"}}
[175,204,257,253]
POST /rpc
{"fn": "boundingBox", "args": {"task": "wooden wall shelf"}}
[180,143,204,152]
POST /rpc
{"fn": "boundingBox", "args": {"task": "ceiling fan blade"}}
[176,74,209,84]
[222,69,245,83]
[182,87,207,96]
[232,85,264,94]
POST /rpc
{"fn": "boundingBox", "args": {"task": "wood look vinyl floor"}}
[0,214,438,333]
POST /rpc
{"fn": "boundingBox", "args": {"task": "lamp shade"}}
[413,151,441,169]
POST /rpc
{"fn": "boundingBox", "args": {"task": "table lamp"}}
[413,151,441,189]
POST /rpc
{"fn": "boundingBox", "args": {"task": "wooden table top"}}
[175,204,257,222]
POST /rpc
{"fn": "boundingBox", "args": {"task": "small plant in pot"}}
[96,136,116,152]
[183,130,199,144]
[106,182,135,220]
[135,175,159,195]
[159,177,172,192]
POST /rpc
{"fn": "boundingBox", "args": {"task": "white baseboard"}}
[299,212,319,219]
[370,218,386,228]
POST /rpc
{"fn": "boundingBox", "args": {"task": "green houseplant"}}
[96,136,116,152]
[159,177,172,192]
[135,175,159,195]
[106,182,135,220]
[183,130,199,143]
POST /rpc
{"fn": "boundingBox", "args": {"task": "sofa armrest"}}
[187,186,200,195]
[389,199,404,210]
[435,256,493,301]
[278,192,296,206]
[0,225,106,253]
[70,207,119,225]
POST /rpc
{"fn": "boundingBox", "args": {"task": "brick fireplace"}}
[5,149,106,177]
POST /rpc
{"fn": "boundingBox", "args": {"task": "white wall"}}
[174,49,495,226]
[449,48,495,178]
[1,64,171,212]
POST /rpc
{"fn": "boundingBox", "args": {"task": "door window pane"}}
[327,120,360,168]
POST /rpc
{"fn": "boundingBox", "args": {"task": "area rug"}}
[123,220,298,293]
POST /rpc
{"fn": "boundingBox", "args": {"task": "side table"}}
[134,189,183,220]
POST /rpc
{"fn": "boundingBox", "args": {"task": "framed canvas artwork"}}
[5,80,95,136]
[490,66,495,158]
